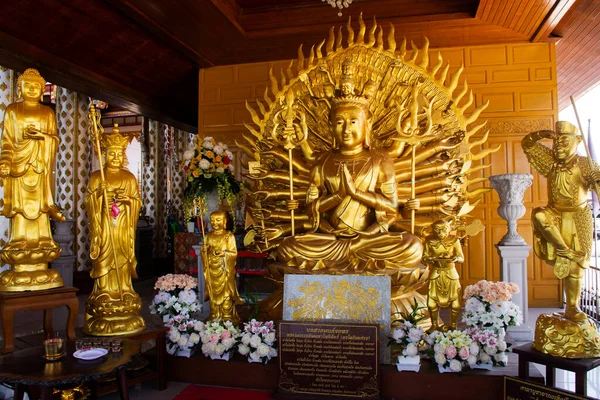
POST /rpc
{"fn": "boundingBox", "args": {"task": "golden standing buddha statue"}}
[523,121,600,357]
[84,125,145,336]
[201,211,242,325]
[423,219,463,332]
[0,68,64,292]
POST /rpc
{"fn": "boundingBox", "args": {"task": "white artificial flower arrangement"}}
[466,327,509,368]
[238,319,278,364]
[389,299,427,358]
[462,280,523,337]
[150,274,203,356]
[200,319,241,359]
[166,319,205,356]
[426,330,473,373]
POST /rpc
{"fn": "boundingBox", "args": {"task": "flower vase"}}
[471,362,493,371]
[396,355,420,372]
[186,221,195,233]
[176,348,194,358]
[437,365,456,373]
[488,173,533,245]
[210,351,231,361]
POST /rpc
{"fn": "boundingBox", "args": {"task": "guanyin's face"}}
[332,105,369,151]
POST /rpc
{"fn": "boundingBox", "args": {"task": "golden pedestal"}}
[83,295,145,336]
[0,248,63,292]
[533,313,600,358]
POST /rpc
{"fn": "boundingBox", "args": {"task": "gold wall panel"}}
[198,42,561,307]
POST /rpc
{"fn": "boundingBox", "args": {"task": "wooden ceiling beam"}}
[0,30,197,133]
[102,0,214,68]
[532,0,577,42]
[208,0,245,35]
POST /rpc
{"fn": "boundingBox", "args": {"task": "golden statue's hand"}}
[287,200,300,211]
[97,181,112,195]
[247,165,270,179]
[212,250,224,257]
[24,125,46,139]
[114,189,131,204]
[0,163,9,178]
[256,225,284,242]
[591,170,600,187]
[404,198,420,211]
[253,191,272,201]
[340,164,356,197]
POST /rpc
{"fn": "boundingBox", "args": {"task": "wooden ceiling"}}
[0,0,595,131]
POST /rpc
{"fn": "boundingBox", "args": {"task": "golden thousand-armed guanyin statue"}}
[84,116,145,336]
[523,121,600,358]
[0,68,64,292]
[240,14,499,318]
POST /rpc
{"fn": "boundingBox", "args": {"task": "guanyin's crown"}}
[330,58,374,112]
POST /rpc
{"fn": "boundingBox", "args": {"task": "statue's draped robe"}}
[86,169,141,301]
[423,237,462,307]
[201,230,241,322]
[278,149,422,271]
[0,102,59,246]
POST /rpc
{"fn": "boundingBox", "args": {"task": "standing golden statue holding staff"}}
[523,120,600,358]
[84,117,145,336]
[0,68,64,292]
[201,211,242,324]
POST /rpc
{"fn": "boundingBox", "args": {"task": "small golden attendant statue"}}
[423,219,463,332]
[523,121,600,357]
[201,211,242,325]
[0,68,64,292]
[84,124,145,336]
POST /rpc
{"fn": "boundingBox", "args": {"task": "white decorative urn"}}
[489,174,533,245]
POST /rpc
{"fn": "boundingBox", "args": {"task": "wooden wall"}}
[198,42,560,307]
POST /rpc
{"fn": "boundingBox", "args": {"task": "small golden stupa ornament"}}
[0,68,64,292]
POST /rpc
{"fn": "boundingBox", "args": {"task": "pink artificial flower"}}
[209,334,220,344]
[221,330,231,340]
[458,346,469,360]
[445,345,457,359]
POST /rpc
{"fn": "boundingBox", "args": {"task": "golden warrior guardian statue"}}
[241,14,498,317]
[523,121,600,358]
[0,68,64,292]
[84,121,145,336]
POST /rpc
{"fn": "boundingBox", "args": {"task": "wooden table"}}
[513,342,600,397]
[117,325,169,391]
[0,339,140,400]
[0,286,79,353]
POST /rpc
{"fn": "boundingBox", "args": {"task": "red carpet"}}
[174,385,272,400]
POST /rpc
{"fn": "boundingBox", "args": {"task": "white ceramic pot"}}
[396,355,420,372]
[209,351,231,361]
[470,362,493,370]
[176,348,194,358]
[186,221,195,233]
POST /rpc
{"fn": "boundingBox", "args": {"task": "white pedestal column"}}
[496,244,533,341]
